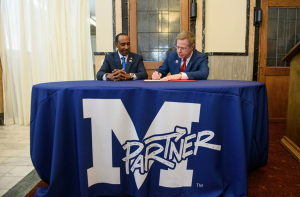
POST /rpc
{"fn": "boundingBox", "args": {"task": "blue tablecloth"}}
[30,80,269,197]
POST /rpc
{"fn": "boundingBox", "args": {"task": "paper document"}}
[143,80,167,82]
[143,79,197,82]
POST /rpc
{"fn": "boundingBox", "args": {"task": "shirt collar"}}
[186,51,193,61]
[118,51,128,60]
[182,51,193,64]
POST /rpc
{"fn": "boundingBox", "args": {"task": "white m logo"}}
[83,99,219,189]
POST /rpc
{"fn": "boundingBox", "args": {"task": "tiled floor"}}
[0,125,34,196]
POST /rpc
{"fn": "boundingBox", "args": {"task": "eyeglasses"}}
[175,46,188,51]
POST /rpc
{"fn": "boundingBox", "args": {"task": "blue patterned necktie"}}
[121,57,126,70]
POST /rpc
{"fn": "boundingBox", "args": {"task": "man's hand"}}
[160,74,182,81]
[112,69,126,81]
[107,69,131,81]
[105,73,115,81]
[152,71,162,80]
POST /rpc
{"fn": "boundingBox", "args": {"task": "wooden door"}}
[258,1,300,122]
[128,0,190,78]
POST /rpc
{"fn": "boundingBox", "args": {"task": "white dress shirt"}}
[180,51,193,80]
[103,51,137,80]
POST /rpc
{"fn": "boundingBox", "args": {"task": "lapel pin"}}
[175,60,178,63]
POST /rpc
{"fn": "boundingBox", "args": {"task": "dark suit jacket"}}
[96,52,148,80]
[157,49,209,80]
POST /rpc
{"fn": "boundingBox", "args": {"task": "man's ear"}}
[115,42,118,49]
[191,44,195,49]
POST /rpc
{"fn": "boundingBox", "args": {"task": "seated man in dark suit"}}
[152,31,209,80]
[97,33,148,81]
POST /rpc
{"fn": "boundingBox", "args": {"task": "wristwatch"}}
[130,73,134,79]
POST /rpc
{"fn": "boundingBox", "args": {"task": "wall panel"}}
[196,0,255,81]
[265,75,289,122]
[96,0,114,52]
[204,0,247,53]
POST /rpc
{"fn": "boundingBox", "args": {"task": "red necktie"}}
[180,59,186,72]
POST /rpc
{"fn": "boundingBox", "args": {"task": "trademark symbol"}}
[196,183,203,187]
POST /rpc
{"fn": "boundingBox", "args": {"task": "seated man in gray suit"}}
[152,31,209,81]
[97,33,148,81]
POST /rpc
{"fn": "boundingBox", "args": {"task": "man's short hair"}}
[115,33,129,43]
[176,31,195,46]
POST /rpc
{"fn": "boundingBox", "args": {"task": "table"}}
[30,80,269,197]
